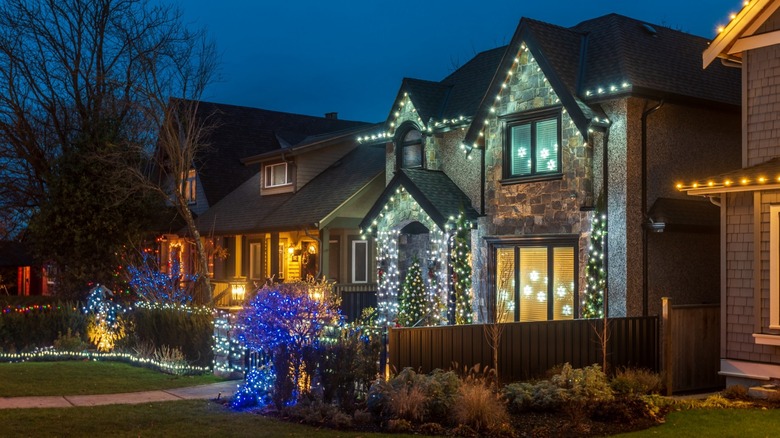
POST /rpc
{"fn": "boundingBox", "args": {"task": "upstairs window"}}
[183,169,197,204]
[264,162,292,188]
[505,110,561,180]
[398,128,423,169]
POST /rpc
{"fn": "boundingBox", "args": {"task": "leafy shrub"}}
[452,378,510,434]
[154,345,188,375]
[503,380,562,412]
[0,302,86,351]
[127,305,213,367]
[367,367,462,424]
[284,399,353,429]
[610,367,663,395]
[386,419,413,433]
[317,327,381,412]
[53,328,89,351]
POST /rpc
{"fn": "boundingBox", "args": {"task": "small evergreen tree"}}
[398,258,426,326]
[451,213,473,324]
[583,201,607,318]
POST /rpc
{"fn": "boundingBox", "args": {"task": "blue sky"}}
[173,0,743,123]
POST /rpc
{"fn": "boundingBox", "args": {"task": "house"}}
[157,102,380,310]
[0,241,52,296]
[678,0,780,386]
[361,13,741,326]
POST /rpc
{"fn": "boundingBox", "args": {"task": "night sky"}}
[173,0,742,123]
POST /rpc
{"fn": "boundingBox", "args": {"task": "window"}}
[249,242,263,280]
[352,240,368,283]
[770,205,780,329]
[492,238,576,322]
[264,162,292,188]
[505,110,561,180]
[398,128,423,169]
[183,169,197,204]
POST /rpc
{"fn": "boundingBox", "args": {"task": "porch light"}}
[230,278,246,302]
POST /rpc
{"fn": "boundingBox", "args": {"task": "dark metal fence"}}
[388,316,658,383]
[334,283,377,322]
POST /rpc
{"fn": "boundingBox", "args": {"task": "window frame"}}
[770,205,780,329]
[395,124,424,170]
[183,168,197,205]
[501,107,563,184]
[487,235,578,322]
[351,239,369,284]
[264,162,292,188]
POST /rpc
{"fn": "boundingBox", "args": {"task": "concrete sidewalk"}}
[0,380,238,409]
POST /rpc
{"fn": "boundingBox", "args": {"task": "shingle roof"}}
[188,101,369,208]
[195,143,385,235]
[679,157,780,194]
[0,241,34,267]
[360,169,479,232]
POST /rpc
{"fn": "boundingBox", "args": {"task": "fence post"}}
[662,297,673,396]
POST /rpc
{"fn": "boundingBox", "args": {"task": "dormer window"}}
[183,168,197,204]
[398,128,423,169]
[264,162,292,188]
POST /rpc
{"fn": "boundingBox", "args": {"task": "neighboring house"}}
[0,241,52,296]
[679,0,780,386]
[361,13,741,325]
[158,102,374,303]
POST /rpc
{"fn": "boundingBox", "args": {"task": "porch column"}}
[270,232,280,281]
[320,228,330,281]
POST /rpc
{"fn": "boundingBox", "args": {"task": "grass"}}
[618,408,780,437]
[0,400,434,438]
[0,361,224,397]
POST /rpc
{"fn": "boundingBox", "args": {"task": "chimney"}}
[324,112,338,119]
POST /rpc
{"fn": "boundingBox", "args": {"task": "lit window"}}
[398,128,423,169]
[264,162,292,188]
[505,111,561,179]
[183,169,197,204]
[352,240,368,283]
[770,205,780,329]
[492,239,576,322]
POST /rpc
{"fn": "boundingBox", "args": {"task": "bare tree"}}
[0,0,218,297]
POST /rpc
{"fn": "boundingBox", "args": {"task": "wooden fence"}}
[334,283,377,322]
[388,316,658,383]
[662,299,723,394]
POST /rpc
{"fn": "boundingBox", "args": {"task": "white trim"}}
[720,358,780,381]
[730,29,780,54]
[264,162,292,188]
[754,333,780,346]
[351,240,368,284]
[685,182,780,196]
[771,205,780,328]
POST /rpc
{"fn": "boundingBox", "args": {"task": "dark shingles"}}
[189,101,370,208]
[195,144,385,234]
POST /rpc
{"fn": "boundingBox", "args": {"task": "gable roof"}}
[194,143,385,235]
[188,101,369,207]
[460,14,741,152]
[678,156,780,195]
[360,169,480,232]
[703,0,780,67]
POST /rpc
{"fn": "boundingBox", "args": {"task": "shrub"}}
[284,399,353,429]
[127,305,213,367]
[721,384,749,400]
[610,367,663,395]
[317,327,381,412]
[387,383,427,422]
[452,378,510,434]
[367,367,462,424]
[386,419,413,433]
[0,302,86,351]
[552,363,613,420]
[52,328,89,351]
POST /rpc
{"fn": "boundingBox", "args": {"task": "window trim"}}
[351,239,369,284]
[264,162,292,188]
[395,123,424,170]
[487,235,578,322]
[501,107,563,183]
[770,205,780,329]
[183,169,197,205]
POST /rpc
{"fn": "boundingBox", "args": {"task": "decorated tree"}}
[583,207,607,318]
[451,213,473,324]
[398,258,426,326]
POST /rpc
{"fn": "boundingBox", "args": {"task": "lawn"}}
[0,361,224,397]
[0,400,434,438]
[618,407,780,437]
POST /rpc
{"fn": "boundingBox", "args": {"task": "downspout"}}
[641,100,664,317]
[480,146,486,215]
[601,128,610,317]
[281,151,295,193]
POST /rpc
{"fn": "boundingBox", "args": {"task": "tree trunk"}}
[178,196,212,306]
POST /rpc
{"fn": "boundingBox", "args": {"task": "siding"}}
[746,9,780,166]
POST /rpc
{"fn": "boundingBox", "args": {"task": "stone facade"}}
[477,45,593,315]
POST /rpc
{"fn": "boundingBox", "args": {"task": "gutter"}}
[641,99,664,317]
